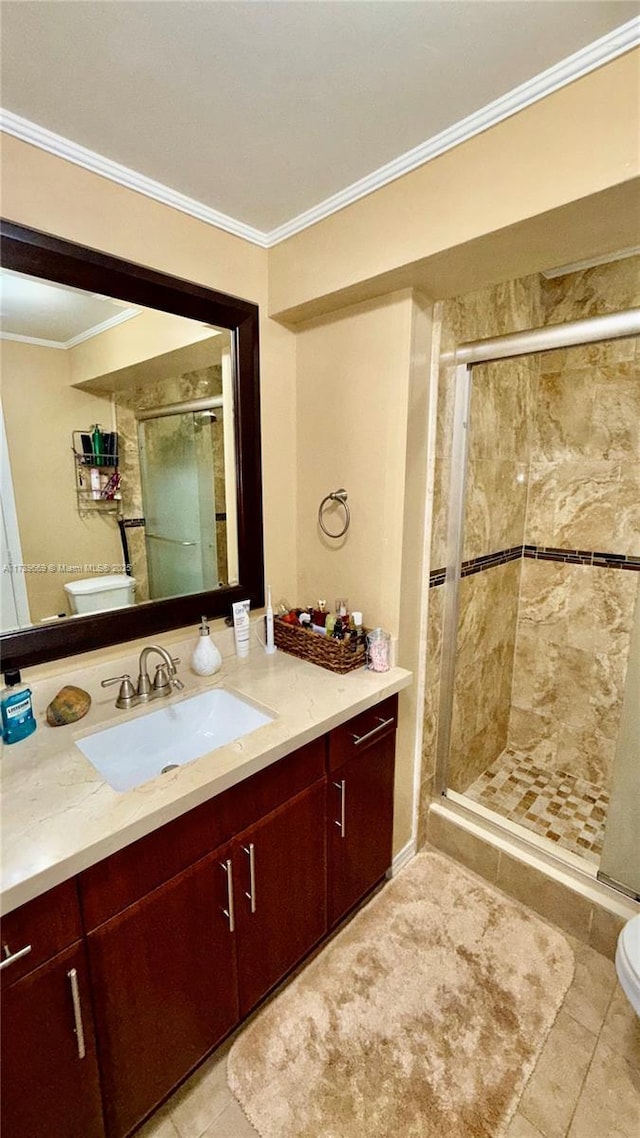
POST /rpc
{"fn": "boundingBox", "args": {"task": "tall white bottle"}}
[191,615,222,676]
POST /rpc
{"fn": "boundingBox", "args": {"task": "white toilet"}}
[64,574,136,615]
[615,913,640,1016]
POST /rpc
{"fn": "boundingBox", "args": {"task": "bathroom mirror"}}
[0,220,264,670]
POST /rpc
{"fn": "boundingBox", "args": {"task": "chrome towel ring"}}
[318,488,350,539]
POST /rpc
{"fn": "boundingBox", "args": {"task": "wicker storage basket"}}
[273,616,367,673]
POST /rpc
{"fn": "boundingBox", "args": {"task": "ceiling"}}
[0,270,139,347]
[1,2,639,244]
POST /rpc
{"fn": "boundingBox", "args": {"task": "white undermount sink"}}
[77,688,274,792]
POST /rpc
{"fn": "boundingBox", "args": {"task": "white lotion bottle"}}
[191,615,222,676]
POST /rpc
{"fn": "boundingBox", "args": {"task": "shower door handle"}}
[146,534,198,547]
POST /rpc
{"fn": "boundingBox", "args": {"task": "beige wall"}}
[1,134,298,604]
[295,291,414,634]
[269,50,640,319]
[1,340,121,622]
[69,309,216,388]
[294,290,433,851]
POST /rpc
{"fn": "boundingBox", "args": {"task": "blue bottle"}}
[1,670,37,744]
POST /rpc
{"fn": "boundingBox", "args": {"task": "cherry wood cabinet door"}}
[87,845,238,1138]
[1,942,104,1138]
[234,780,327,1016]
[328,725,396,928]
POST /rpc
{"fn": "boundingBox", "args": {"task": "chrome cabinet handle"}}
[351,715,395,747]
[243,843,256,913]
[333,779,346,838]
[221,859,235,933]
[67,968,86,1060]
[1,943,32,970]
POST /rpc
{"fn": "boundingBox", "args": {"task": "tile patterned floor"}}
[465,750,610,865]
[139,912,640,1138]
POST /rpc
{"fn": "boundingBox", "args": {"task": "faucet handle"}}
[101,674,136,709]
[153,662,184,695]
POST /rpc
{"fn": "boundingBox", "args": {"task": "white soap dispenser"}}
[191,615,222,676]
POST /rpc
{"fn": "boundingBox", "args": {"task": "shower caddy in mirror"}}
[72,429,122,513]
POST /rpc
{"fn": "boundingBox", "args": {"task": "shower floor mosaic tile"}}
[466,750,609,864]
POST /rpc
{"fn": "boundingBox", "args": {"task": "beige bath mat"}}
[228,852,573,1138]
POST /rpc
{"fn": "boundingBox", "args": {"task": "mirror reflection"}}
[1,268,237,633]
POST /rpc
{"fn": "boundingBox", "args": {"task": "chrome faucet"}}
[102,644,184,709]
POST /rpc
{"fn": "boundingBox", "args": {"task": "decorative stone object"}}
[46,685,91,727]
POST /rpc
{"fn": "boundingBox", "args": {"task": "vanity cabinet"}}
[233,779,327,1016]
[79,736,327,1137]
[86,844,238,1138]
[2,695,399,1138]
[327,694,397,928]
[1,882,104,1138]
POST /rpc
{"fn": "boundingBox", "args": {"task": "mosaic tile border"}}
[429,545,640,587]
[524,545,640,570]
[461,545,522,578]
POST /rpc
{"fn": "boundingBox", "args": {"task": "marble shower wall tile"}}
[429,274,542,572]
[529,308,639,556]
[418,587,444,846]
[468,356,536,463]
[421,586,444,778]
[508,563,638,786]
[463,458,528,561]
[429,361,456,571]
[463,351,537,562]
[516,559,638,652]
[535,362,640,464]
[541,256,640,322]
[526,459,624,553]
[448,560,521,791]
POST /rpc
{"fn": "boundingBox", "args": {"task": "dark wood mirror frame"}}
[0,220,264,672]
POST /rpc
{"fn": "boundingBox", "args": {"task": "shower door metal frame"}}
[434,306,640,798]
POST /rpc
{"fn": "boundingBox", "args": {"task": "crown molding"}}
[0,331,67,350]
[1,17,638,250]
[65,306,139,348]
[0,110,269,249]
[266,17,640,245]
[1,306,139,350]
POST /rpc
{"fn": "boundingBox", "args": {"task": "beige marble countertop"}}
[1,624,411,915]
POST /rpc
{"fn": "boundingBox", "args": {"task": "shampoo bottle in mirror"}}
[191,616,222,676]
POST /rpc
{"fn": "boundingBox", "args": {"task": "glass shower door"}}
[138,410,218,600]
[598,579,640,901]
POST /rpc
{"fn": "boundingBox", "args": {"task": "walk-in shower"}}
[431,277,640,902]
[137,396,227,600]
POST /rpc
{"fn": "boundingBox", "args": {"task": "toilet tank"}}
[64,574,136,614]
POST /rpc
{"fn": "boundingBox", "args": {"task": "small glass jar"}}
[366,627,391,672]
